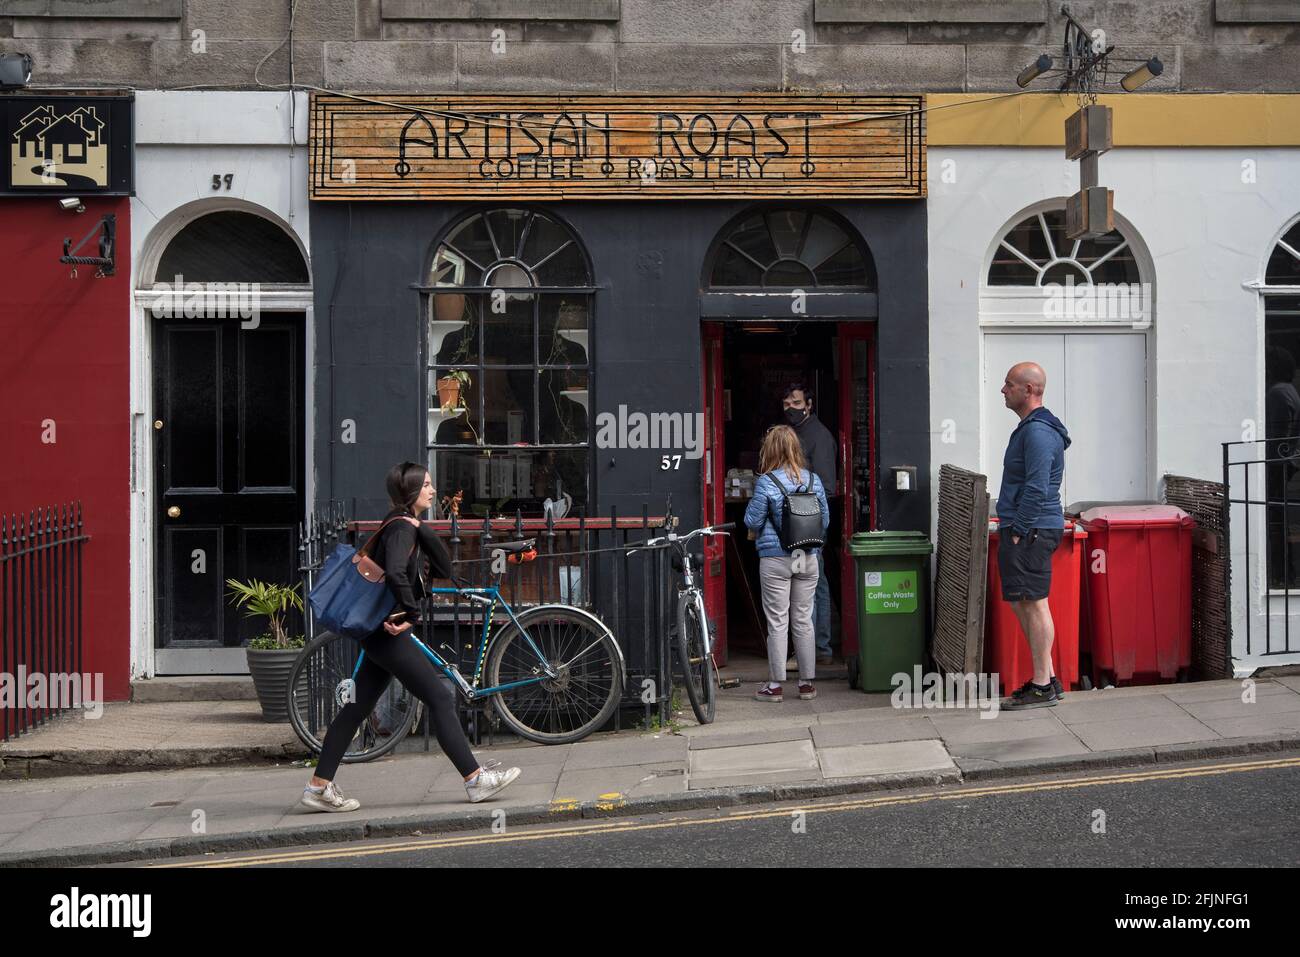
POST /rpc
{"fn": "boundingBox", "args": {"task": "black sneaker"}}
[1003,679,1058,710]
[1051,675,1065,699]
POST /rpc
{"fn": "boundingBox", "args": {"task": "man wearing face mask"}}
[779,382,838,665]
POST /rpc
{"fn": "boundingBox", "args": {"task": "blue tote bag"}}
[308,516,418,639]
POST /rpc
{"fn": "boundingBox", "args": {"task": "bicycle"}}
[288,538,626,762]
[635,521,734,724]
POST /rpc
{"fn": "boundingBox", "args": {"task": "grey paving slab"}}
[0,810,46,835]
[947,733,1092,765]
[1070,715,1221,751]
[1173,691,1300,721]
[1052,693,1192,725]
[1197,711,1300,738]
[810,716,939,748]
[682,714,818,738]
[687,727,812,751]
[561,734,687,770]
[43,778,208,818]
[413,783,560,809]
[553,764,686,801]
[1273,675,1300,694]
[930,710,1068,745]
[0,809,159,853]
[1159,679,1291,703]
[818,740,954,779]
[687,739,820,790]
[137,801,299,841]
[0,786,80,814]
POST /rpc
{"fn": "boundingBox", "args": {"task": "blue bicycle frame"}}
[349,586,557,701]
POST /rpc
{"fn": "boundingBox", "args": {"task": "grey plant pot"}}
[245,646,301,723]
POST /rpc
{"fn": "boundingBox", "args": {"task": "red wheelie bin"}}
[1078,505,1195,685]
[985,519,1087,695]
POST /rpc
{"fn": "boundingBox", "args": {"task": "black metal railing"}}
[1224,437,1300,659]
[1,504,89,743]
[298,502,676,747]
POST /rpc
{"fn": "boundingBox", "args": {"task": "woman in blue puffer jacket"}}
[744,425,829,703]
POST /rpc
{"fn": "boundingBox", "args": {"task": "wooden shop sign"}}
[309,93,925,200]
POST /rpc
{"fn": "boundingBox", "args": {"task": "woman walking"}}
[744,426,829,702]
[301,462,521,812]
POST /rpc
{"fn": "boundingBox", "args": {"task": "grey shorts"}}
[998,527,1064,602]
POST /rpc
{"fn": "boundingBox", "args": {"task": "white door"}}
[984,333,1147,511]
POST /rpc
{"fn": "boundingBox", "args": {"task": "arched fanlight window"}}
[1266,220,1300,286]
[709,209,874,289]
[155,210,308,284]
[987,208,1138,287]
[430,208,591,290]
[425,209,593,519]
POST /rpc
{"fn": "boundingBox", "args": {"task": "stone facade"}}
[2,0,1298,93]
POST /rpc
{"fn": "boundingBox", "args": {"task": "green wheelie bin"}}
[847,531,933,692]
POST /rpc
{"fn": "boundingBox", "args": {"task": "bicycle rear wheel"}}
[676,593,716,724]
[287,630,419,763]
[485,606,624,744]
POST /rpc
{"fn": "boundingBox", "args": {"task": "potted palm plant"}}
[226,578,305,723]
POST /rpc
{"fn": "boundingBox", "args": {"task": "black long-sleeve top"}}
[366,510,453,622]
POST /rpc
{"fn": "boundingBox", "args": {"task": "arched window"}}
[987,208,1138,287]
[1266,220,1300,286]
[709,209,874,289]
[155,210,308,284]
[424,208,593,518]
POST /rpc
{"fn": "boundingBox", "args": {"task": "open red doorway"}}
[701,320,876,669]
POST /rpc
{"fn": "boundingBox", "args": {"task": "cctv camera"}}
[60,198,85,213]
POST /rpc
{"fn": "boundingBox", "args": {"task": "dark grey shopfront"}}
[309,198,930,668]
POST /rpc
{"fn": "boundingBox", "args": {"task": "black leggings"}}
[315,627,480,781]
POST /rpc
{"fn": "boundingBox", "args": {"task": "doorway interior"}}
[702,320,876,671]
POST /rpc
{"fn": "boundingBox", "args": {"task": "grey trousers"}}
[759,554,819,683]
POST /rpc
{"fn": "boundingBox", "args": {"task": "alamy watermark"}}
[890,667,1001,719]
[593,405,705,461]
[148,273,262,328]
[1,668,104,718]
[1040,278,1151,326]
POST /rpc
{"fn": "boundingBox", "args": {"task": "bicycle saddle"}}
[490,539,536,554]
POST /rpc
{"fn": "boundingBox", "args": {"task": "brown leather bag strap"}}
[356,515,421,560]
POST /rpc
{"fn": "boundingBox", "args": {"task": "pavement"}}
[2,666,1300,866]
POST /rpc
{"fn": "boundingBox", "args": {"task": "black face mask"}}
[784,408,809,427]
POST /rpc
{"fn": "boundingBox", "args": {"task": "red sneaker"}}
[798,682,817,700]
[755,683,783,702]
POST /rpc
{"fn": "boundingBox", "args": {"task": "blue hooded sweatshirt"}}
[996,406,1071,538]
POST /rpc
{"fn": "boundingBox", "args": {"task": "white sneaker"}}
[465,766,521,803]
[301,781,361,813]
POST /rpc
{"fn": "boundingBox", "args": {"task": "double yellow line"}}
[155,756,1300,868]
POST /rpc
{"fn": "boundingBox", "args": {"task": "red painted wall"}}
[0,197,131,702]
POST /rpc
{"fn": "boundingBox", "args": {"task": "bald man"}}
[997,362,1071,710]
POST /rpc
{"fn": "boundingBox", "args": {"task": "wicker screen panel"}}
[1164,474,1231,680]
[933,465,990,675]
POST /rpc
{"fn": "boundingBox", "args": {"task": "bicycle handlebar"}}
[637,522,735,550]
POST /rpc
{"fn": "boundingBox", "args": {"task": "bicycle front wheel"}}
[486,606,624,744]
[287,630,419,763]
[676,593,716,724]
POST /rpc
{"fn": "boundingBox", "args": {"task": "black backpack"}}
[766,470,826,551]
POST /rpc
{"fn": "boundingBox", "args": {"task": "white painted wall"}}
[928,146,1300,675]
[128,92,312,678]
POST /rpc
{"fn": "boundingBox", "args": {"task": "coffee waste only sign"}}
[309,94,925,200]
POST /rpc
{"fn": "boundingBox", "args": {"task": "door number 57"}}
[660,455,682,470]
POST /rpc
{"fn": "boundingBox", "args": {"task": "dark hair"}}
[782,381,813,405]
[1267,345,1297,386]
[386,461,428,513]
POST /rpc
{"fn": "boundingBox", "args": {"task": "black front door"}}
[154,313,306,649]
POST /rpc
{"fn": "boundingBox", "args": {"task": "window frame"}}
[418,208,597,517]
